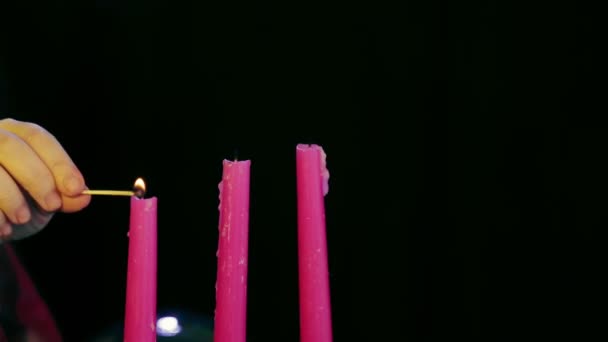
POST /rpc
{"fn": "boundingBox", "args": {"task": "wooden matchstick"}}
[81,190,135,196]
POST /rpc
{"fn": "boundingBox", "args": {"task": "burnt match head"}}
[133,178,146,199]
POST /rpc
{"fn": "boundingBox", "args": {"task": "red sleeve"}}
[3,245,62,342]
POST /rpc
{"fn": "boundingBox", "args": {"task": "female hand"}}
[0,118,91,240]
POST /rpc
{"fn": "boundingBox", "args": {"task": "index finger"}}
[0,118,87,197]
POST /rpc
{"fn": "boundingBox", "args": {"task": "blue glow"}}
[156,316,182,337]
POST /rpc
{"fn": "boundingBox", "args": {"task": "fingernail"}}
[45,192,62,211]
[64,175,82,194]
[16,206,31,224]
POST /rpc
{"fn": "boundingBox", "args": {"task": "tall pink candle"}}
[214,159,251,342]
[296,144,333,342]
[124,178,157,342]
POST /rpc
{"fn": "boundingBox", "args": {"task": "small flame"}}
[133,178,146,198]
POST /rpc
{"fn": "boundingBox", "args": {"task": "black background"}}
[0,1,604,341]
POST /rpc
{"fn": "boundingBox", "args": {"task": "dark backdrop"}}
[0,1,603,341]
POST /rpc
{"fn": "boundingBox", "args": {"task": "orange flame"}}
[134,177,146,193]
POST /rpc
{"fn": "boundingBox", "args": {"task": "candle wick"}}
[233,148,239,162]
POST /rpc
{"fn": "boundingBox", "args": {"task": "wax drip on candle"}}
[318,146,330,196]
[217,165,225,244]
[133,178,147,199]
[296,144,330,196]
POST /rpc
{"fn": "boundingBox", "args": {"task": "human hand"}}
[0,118,91,240]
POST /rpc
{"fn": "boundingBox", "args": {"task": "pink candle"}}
[214,159,251,342]
[296,144,333,342]
[124,178,158,342]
